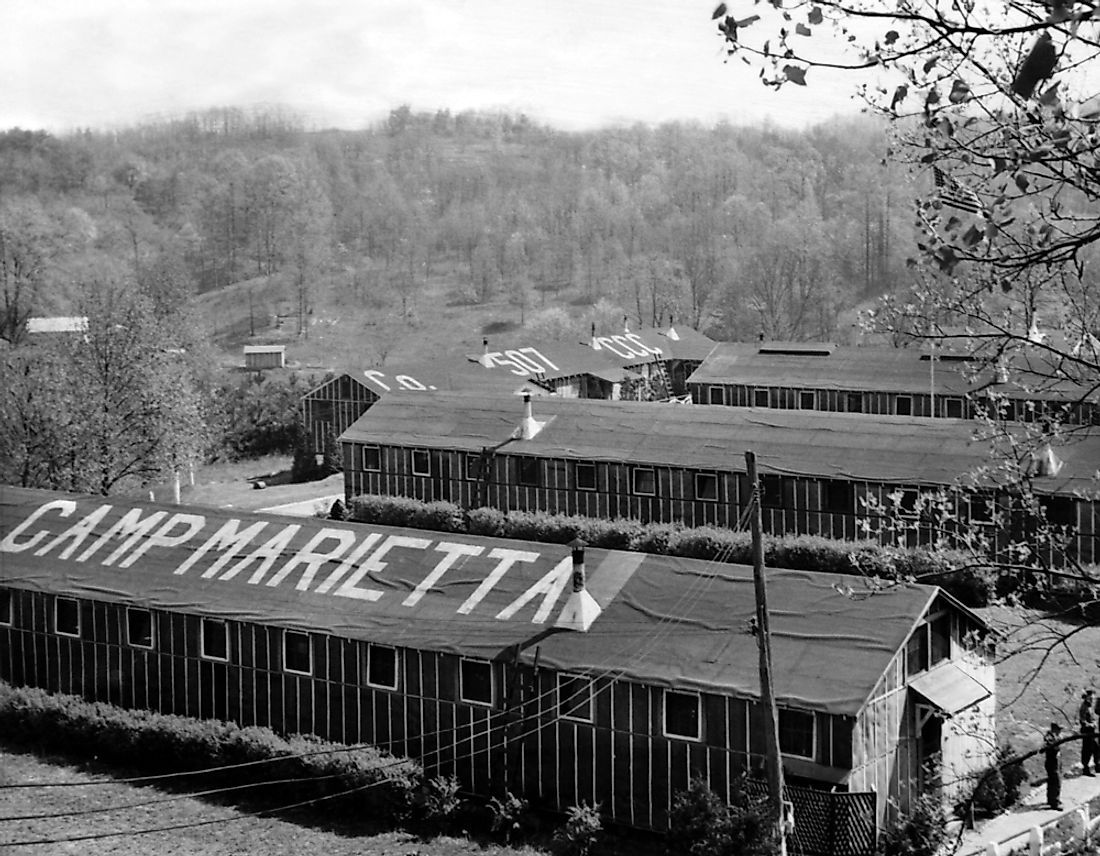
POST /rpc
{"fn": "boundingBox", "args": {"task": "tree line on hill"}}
[0,107,918,346]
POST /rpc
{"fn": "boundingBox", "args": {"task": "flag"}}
[933,166,983,215]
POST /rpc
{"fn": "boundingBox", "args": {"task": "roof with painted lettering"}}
[304,361,545,399]
[0,486,967,716]
[340,391,1100,493]
[587,325,716,367]
[688,342,1099,402]
[465,338,634,384]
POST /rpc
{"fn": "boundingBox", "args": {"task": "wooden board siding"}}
[343,442,1100,568]
[0,586,857,832]
[302,376,381,454]
[689,381,1100,425]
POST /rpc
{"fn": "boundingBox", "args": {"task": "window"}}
[1040,496,1077,528]
[695,472,719,502]
[365,643,399,690]
[754,388,770,408]
[517,457,541,487]
[907,625,929,676]
[779,708,815,759]
[664,691,701,740]
[362,445,381,471]
[284,630,312,675]
[201,618,229,661]
[558,674,593,722]
[632,467,656,496]
[55,597,80,638]
[799,390,816,410]
[822,480,854,514]
[969,493,995,525]
[760,474,785,509]
[465,453,481,480]
[460,658,494,706]
[126,608,154,649]
[411,449,431,477]
[930,614,951,665]
[708,386,724,405]
[895,395,912,416]
[576,463,597,491]
[943,397,964,419]
[846,392,864,413]
[0,589,12,626]
[895,488,919,518]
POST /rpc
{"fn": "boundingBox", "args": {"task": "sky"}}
[1,0,872,134]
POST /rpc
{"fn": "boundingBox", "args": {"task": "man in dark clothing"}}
[1045,722,1064,810]
[1080,690,1097,775]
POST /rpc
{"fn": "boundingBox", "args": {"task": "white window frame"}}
[632,466,656,497]
[125,607,155,649]
[778,707,816,760]
[54,597,80,638]
[694,471,719,502]
[200,617,229,662]
[943,397,964,419]
[517,456,541,487]
[575,462,597,491]
[894,395,913,416]
[362,445,381,471]
[465,453,481,480]
[558,673,594,723]
[663,690,702,741]
[799,390,816,410]
[283,629,313,676]
[459,658,495,707]
[754,387,770,408]
[708,386,724,405]
[0,588,12,626]
[365,643,399,691]
[411,449,431,477]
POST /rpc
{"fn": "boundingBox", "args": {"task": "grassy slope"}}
[0,746,545,856]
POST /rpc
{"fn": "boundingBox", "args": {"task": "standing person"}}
[1081,689,1097,775]
[1045,722,1064,810]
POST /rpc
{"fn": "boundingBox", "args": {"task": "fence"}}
[744,780,877,856]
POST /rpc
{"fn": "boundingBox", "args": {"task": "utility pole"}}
[746,450,789,856]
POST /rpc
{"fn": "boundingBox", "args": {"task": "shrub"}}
[329,499,349,521]
[488,790,534,843]
[416,775,464,832]
[878,794,947,856]
[667,778,776,856]
[0,681,420,824]
[409,500,466,533]
[668,527,751,562]
[554,801,603,856]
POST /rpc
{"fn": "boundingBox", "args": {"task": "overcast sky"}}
[1,0,870,133]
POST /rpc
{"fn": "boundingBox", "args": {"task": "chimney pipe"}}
[479,338,492,368]
[514,391,546,440]
[556,538,602,632]
[590,322,598,348]
[623,315,630,334]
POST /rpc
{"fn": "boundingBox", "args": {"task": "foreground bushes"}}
[349,496,997,605]
[0,681,420,822]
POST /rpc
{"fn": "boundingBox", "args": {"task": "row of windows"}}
[1,591,818,752]
[708,386,955,416]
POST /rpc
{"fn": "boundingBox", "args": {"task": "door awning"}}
[908,662,991,716]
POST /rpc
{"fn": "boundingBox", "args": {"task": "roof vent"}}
[512,392,546,440]
[666,314,680,342]
[758,343,835,357]
[996,359,1010,384]
[1028,443,1064,478]
[1028,317,1046,344]
[555,539,602,632]
[479,338,493,368]
[623,315,630,334]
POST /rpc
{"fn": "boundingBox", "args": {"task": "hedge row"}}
[349,495,997,606]
[0,681,420,822]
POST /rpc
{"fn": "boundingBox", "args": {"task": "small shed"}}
[0,486,994,845]
[243,344,286,371]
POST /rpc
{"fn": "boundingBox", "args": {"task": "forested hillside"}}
[1,106,920,353]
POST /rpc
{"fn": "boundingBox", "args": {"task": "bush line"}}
[0,681,420,822]
[348,495,996,606]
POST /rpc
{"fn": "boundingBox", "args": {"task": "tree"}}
[0,281,209,495]
[0,198,53,344]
